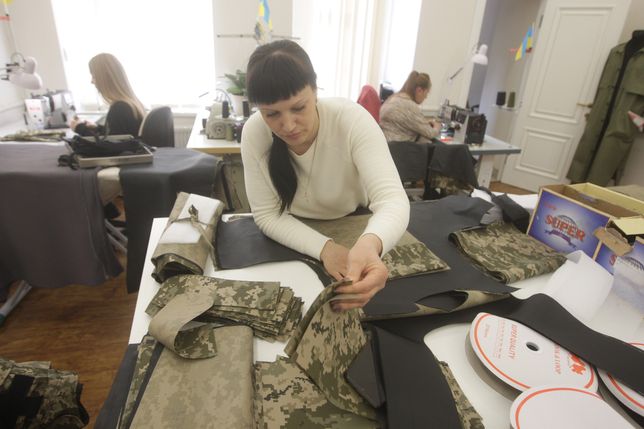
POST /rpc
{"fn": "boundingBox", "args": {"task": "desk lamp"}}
[1,53,43,90]
[447,44,488,84]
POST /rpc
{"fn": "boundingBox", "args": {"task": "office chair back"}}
[357,85,381,123]
[139,106,175,148]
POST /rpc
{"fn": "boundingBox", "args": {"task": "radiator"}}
[174,126,192,148]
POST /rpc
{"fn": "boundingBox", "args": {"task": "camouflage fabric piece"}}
[148,279,219,359]
[130,326,254,429]
[120,335,158,428]
[429,173,474,196]
[147,275,301,341]
[0,357,88,428]
[383,241,449,279]
[286,281,377,420]
[0,129,65,142]
[151,192,225,282]
[255,356,377,429]
[450,222,567,283]
[302,216,449,278]
[439,362,485,429]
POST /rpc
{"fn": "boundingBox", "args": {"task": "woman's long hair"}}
[89,53,145,120]
[399,71,431,103]
[246,40,318,214]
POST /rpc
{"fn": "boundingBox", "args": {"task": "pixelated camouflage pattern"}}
[148,280,219,359]
[383,241,449,279]
[0,357,88,428]
[429,174,474,196]
[0,129,65,142]
[119,335,158,429]
[450,222,567,283]
[439,361,485,429]
[287,282,377,420]
[151,192,225,282]
[129,326,254,429]
[255,357,377,429]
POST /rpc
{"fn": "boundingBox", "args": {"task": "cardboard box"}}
[594,219,644,274]
[527,183,644,257]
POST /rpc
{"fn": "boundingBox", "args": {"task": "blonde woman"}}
[379,71,441,142]
[72,53,145,137]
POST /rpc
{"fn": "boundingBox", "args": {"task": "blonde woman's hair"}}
[89,53,145,120]
[400,71,431,101]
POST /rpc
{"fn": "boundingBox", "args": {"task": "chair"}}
[357,85,381,123]
[139,106,175,147]
[387,141,434,200]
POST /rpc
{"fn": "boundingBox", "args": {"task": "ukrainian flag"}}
[254,0,273,45]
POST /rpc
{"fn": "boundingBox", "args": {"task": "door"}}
[501,0,631,191]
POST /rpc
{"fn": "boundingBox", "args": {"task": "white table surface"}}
[130,215,642,429]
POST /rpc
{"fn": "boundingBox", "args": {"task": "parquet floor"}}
[0,182,532,427]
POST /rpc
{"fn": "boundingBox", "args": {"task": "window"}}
[51,0,215,111]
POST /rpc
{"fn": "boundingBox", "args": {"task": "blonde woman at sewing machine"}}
[379,71,441,143]
[71,53,145,137]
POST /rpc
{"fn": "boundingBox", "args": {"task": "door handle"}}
[577,102,593,108]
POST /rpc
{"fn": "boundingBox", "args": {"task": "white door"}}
[501,0,631,191]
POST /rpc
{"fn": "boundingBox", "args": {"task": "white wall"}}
[617,0,644,186]
[213,0,293,88]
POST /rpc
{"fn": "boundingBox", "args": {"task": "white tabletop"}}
[186,109,242,155]
[130,215,642,428]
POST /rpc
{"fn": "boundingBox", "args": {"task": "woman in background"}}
[242,40,409,312]
[71,53,145,137]
[379,70,441,142]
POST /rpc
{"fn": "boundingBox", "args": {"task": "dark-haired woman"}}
[379,71,441,142]
[241,40,409,311]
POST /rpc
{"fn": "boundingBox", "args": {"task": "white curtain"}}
[50,0,215,111]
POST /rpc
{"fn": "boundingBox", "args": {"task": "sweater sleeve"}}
[403,100,439,140]
[105,101,142,136]
[241,113,331,260]
[346,104,410,254]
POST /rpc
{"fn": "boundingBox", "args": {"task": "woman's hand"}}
[320,240,350,281]
[332,233,388,311]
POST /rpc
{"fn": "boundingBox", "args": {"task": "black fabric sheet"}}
[0,143,122,288]
[95,344,138,429]
[364,196,516,317]
[429,142,479,188]
[119,148,221,292]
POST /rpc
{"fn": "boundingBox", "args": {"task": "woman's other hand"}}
[332,233,388,311]
[320,240,350,281]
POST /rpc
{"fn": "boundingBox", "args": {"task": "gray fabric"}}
[0,143,122,288]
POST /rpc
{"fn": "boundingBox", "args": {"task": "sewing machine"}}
[24,90,76,129]
[439,102,487,145]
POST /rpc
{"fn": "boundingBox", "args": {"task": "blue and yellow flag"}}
[254,0,273,45]
[515,24,534,61]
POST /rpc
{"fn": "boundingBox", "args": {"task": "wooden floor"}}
[0,181,531,427]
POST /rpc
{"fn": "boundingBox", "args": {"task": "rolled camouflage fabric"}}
[0,129,65,142]
[148,278,219,359]
[302,215,449,279]
[119,336,158,429]
[255,356,378,429]
[129,326,254,429]
[429,173,474,197]
[287,282,377,420]
[151,192,225,283]
[449,222,567,283]
[438,361,485,429]
[0,357,89,428]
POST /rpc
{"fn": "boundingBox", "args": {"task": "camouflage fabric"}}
[255,356,377,429]
[429,173,474,196]
[130,326,254,429]
[302,215,449,278]
[151,192,225,283]
[148,279,219,359]
[0,357,88,428]
[438,362,485,429]
[286,281,377,420]
[119,336,158,429]
[450,222,567,283]
[147,275,301,341]
[0,129,65,142]
[383,241,449,279]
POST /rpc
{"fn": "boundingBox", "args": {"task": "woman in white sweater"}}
[241,40,410,311]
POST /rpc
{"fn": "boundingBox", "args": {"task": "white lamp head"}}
[472,44,488,66]
[2,53,44,90]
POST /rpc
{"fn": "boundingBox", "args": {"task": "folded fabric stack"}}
[146,274,303,343]
[151,192,225,283]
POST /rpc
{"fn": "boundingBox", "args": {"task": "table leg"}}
[0,281,32,326]
[477,155,495,188]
